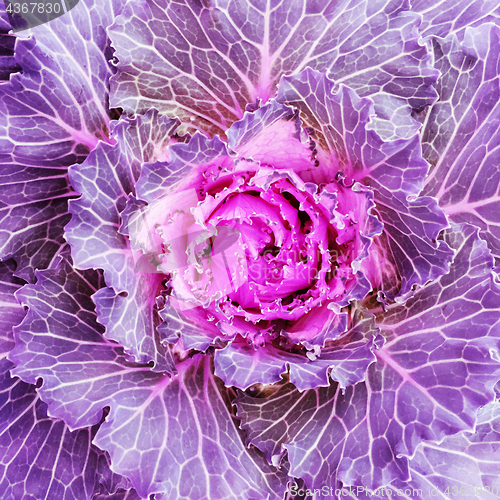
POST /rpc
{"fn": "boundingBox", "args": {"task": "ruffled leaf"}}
[383,400,500,498]
[8,253,176,424]
[366,94,422,142]
[0,0,121,282]
[277,69,454,298]
[0,32,21,79]
[157,298,223,351]
[93,354,288,500]
[236,380,365,494]
[0,259,26,358]
[93,450,140,500]
[136,133,230,205]
[235,223,500,490]
[277,70,430,197]
[66,110,179,371]
[421,24,500,264]
[8,261,287,499]
[0,358,113,500]
[227,100,314,171]
[108,0,438,137]
[215,313,381,391]
[92,490,144,500]
[413,0,500,39]
[366,185,453,300]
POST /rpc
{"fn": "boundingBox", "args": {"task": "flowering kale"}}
[1,0,500,499]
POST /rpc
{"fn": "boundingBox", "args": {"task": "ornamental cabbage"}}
[122,100,381,350]
[1,1,500,499]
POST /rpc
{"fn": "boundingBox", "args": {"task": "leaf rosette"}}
[127,108,381,350]
[63,67,455,385]
[3,1,500,499]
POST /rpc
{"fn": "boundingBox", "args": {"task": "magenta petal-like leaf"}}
[227,100,313,171]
